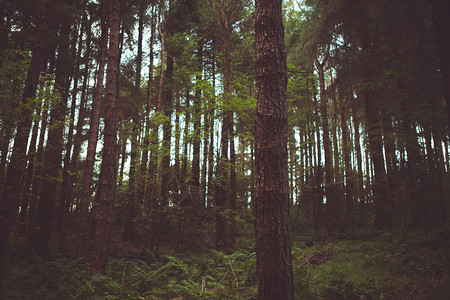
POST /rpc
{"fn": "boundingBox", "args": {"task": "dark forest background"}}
[1,0,449,299]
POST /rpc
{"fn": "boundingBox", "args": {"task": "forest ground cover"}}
[3,216,450,299]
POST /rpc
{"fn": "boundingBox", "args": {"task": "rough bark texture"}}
[90,0,120,274]
[76,3,108,259]
[254,0,294,299]
[34,0,74,257]
[0,0,55,292]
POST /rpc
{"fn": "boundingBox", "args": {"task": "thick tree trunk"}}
[254,0,294,298]
[76,3,108,259]
[90,0,120,274]
[34,1,74,257]
[0,1,55,290]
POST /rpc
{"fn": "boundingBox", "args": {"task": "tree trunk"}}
[34,1,74,257]
[254,0,294,298]
[351,99,365,226]
[207,54,216,209]
[191,42,203,201]
[314,52,334,226]
[215,37,232,250]
[90,0,120,274]
[0,1,55,290]
[340,97,353,229]
[161,55,173,208]
[363,73,390,229]
[229,123,237,246]
[18,103,42,222]
[76,2,108,259]
[122,120,138,242]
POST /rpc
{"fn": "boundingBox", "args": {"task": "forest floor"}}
[3,219,450,299]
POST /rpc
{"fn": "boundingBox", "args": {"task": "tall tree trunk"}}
[90,0,120,274]
[432,129,447,222]
[229,123,237,246]
[181,94,190,185]
[314,51,334,226]
[122,121,138,242]
[19,103,42,222]
[191,42,203,200]
[207,54,216,209]
[0,1,55,290]
[76,2,108,259]
[340,97,353,229]
[382,113,398,222]
[201,110,209,208]
[351,99,365,226]
[160,54,173,208]
[215,36,232,250]
[363,72,390,228]
[400,97,424,228]
[58,12,91,252]
[254,0,294,298]
[34,1,74,257]
[313,84,323,227]
[141,3,156,216]
[122,4,145,242]
[28,97,50,236]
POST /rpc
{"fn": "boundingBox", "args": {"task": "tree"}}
[76,0,108,258]
[0,0,55,293]
[254,0,294,299]
[91,0,120,274]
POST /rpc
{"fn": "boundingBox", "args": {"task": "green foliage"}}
[0,48,30,131]
[72,249,257,300]
[5,227,450,299]
[292,229,450,299]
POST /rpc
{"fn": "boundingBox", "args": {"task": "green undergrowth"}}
[4,227,450,299]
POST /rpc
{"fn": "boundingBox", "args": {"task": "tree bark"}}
[76,2,108,259]
[34,0,74,257]
[254,0,294,298]
[363,72,390,229]
[351,99,365,225]
[314,51,334,226]
[192,41,203,199]
[0,0,55,292]
[90,0,120,274]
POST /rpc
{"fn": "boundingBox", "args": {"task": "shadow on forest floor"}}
[4,222,450,299]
